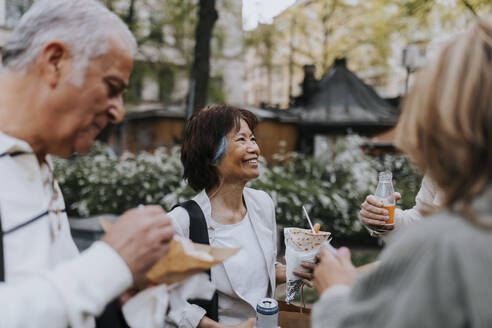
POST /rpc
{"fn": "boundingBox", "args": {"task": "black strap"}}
[95,299,129,328]
[0,151,33,159]
[1,209,4,282]
[173,200,219,322]
[3,210,67,236]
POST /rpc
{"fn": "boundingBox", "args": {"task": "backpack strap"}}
[174,200,219,322]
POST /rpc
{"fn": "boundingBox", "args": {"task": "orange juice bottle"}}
[375,171,396,226]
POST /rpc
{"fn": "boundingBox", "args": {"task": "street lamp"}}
[402,44,424,94]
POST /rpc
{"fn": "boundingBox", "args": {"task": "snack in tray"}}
[99,218,239,286]
[313,223,320,234]
[284,227,330,303]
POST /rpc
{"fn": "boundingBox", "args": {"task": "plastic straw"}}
[302,206,316,234]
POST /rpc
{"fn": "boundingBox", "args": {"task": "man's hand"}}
[359,192,401,231]
[313,247,356,297]
[101,205,174,285]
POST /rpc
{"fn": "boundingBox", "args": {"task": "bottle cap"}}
[378,171,392,181]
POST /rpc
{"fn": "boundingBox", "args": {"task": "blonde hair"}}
[395,18,492,225]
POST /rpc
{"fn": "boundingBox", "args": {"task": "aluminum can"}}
[256,298,278,328]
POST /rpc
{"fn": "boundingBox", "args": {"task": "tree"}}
[244,0,492,107]
[189,0,219,114]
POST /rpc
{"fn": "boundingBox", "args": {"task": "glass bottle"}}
[375,171,396,225]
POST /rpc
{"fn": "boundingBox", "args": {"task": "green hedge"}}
[53,136,421,241]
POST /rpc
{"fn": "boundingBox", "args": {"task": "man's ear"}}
[39,41,69,88]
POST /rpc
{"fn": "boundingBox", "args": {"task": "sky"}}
[242,0,297,30]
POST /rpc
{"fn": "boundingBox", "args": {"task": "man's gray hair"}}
[2,0,137,86]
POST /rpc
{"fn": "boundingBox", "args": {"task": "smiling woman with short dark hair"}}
[181,105,258,192]
[167,104,311,328]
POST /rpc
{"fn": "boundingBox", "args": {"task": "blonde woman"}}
[312,18,492,328]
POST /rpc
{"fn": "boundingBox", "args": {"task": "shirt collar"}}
[0,130,34,155]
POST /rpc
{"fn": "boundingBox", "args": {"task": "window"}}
[6,0,33,27]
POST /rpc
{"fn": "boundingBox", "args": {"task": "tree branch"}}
[461,0,478,17]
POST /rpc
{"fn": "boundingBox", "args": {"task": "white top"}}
[168,188,277,327]
[210,213,269,325]
[0,131,133,328]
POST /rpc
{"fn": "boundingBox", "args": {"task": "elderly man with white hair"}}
[0,1,174,327]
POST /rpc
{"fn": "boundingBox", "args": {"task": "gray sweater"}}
[312,187,492,328]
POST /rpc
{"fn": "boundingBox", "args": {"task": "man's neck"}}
[0,72,46,163]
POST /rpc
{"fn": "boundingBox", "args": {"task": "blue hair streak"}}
[212,136,228,164]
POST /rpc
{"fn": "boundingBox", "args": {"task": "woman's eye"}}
[251,137,256,142]
[237,137,245,141]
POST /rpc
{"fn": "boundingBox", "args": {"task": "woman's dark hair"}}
[181,104,258,191]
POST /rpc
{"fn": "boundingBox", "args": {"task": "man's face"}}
[44,33,133,158]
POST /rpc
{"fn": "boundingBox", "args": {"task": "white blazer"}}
[168,187,277,327]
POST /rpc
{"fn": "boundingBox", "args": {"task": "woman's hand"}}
[275,263,287,284]
[360,192,401,231]
[313,247,356,297]
[276,262,315,287]
[293,262,316,287]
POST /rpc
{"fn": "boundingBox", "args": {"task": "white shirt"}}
[210,213,269,325]
[0,131,132,328]
[168,188,277,327]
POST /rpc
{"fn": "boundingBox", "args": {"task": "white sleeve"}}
[394,175,439,230]
[167,206,207,327]
[0,241,132,328]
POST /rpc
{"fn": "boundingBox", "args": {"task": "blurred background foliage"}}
[54,135,421,244]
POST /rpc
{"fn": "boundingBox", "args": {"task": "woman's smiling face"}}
[216,118,261,184]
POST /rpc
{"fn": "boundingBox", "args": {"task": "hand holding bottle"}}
[359,171,401,232]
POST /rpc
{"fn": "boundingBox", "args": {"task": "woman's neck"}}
[207,182,247,224]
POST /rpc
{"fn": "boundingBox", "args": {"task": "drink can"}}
[256,298,278,328]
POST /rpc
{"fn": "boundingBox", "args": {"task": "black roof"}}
[294,58,399,127]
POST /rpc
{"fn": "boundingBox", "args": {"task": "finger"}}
[366,195,383,207]
[302,279,314,288]
[148,226,174,249]
[144,212,173,229]
[337,247,352,266]
[157,226,175,243]
[129,205,165,217]
[300,261,316,270]
[293,270,312,280]
[361,203,388,217]
[395,192,402,201]
[318,247,337,265]
[360,210,387,226]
